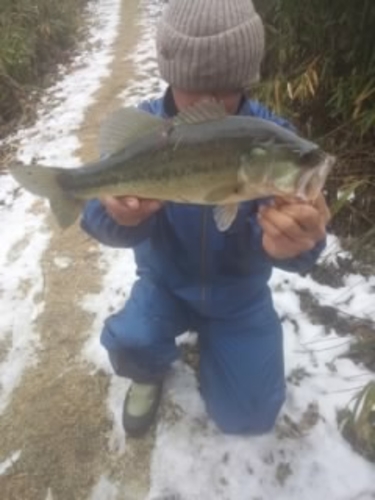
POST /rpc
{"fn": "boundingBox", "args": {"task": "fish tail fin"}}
[8,162,83,229]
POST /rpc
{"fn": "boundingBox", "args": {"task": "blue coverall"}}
[80,89,326,434]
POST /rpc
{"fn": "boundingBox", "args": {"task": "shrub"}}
[252,0,375,242]
[0,0,88,134]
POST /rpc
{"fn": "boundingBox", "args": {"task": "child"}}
[81,0,330,437]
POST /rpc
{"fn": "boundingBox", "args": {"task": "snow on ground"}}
[89,475,119,500]
[0,450,22,476]
[0,0,122,415]
[79,2,375,499]
[82,245,137,455]
[120,0,167,106]
[0,176,50,414]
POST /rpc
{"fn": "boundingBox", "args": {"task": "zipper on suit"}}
[200,207,208,311]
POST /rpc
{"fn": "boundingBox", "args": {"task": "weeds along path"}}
[0,1,155,498]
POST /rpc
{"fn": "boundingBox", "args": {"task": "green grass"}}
[0,0,88,134]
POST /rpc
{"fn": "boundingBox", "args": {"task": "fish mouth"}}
[296,149,336,200]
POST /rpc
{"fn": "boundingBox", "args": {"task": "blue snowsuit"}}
[81,89,326,434]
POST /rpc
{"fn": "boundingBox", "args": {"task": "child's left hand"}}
[257,194,331,260]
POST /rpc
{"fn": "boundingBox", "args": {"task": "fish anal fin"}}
[213,204,239,232]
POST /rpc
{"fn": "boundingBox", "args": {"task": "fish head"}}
[240,146,309,197]
[240,145,335,201]
[295,148,336,201]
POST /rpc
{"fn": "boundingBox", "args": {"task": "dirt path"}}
[0,1,155,499]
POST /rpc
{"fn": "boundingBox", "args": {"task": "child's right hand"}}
[100,196,163,226]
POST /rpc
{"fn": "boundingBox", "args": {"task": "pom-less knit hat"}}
[156,0,265,92]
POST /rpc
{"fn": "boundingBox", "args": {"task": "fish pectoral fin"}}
[99,106,169,157]
[173,99,227,126]
[213,204,239,232]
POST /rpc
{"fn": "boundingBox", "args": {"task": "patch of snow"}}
[120,0,167,106]
[0,0,122,414]
[0,450,22,475]
[176,331,198,347]
[319,233,352,265]
[89,475,118,500]
[273,263,375,324]
[45,489,54,500]
[81,247,136,454]
[147,361,374,500]
[106,377,128,455]
[0,188,50,414]
[53,256,72,269]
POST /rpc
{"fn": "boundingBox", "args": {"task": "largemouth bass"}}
[8,99,335,231]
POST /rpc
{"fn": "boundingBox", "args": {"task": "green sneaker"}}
[123,381,163,437]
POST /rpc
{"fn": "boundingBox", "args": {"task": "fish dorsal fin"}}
[99,107,168,157]
[173,99,228,126]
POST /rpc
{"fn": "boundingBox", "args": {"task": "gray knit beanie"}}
[156,0,265,92]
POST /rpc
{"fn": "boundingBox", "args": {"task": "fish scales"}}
[62,136,246,199]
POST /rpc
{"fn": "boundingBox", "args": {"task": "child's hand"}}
[257,193,330,260]
[100,196,163,226]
